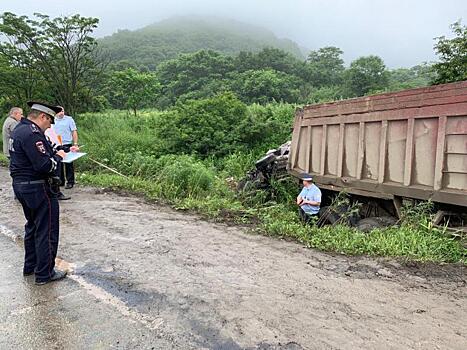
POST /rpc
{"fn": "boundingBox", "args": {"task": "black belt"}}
[15,180,47,185]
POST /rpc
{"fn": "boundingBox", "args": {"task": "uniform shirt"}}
[9,119,62,182]
[298,184,322,215]
[52,115,77,144]
[2,116,19,156]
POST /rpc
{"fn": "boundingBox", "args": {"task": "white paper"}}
[62,152,87,163]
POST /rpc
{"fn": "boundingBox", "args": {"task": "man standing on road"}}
[53,106,78,189]
[9,101,68,285]
[296,173,322,224]
[2,107,23,159]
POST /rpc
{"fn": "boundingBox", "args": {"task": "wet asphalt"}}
[0,234,177,349]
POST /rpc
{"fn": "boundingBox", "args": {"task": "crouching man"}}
[296,173,321,224]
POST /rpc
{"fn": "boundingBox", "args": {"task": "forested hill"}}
[98,16,305,70]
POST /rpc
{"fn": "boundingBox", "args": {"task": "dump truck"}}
[288,81,467,228]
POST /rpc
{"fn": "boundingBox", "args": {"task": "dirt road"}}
[0,166,465,349]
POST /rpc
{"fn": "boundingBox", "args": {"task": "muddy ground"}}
[0,166,465,350]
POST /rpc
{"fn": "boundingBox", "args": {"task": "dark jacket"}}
[9,119,63,182]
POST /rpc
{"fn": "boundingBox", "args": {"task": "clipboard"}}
[62,152,86,163]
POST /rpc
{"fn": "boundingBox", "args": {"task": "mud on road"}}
[0,167,466,349]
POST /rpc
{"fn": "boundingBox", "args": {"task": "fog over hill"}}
[98,16,305,70]
[1,0,465,67]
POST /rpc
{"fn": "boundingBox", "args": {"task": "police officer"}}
[9,101,67,285]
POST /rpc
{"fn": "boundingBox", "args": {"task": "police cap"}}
[27,101,62,123]
[300,173,313,181]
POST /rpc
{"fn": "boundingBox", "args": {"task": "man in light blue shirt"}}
[52,107,79,189]
[296,173,321,223]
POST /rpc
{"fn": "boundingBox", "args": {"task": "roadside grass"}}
[0,154,7,166]
[77,170,467,264]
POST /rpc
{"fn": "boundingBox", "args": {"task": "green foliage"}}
[234,47,304,76]
[387,64,435,91]
[77,101,295,168]
[258,203,465,263]
[77,109,168,172]
[306,46,345,87]
[0,12,104,114]
[0,52,47,109]
[155,155,216,199]
[432,21,467,84]
[217,152,259,180]
[156,50,234,106]
[306,85,344,103]
[0,153,8,166]
[158,92,248,158]
[98,34,436,110]
[108,68,160,115]
[156,94,296,159]
[245,103,296,148]
[230,69,301,104]
[344,55,390,96]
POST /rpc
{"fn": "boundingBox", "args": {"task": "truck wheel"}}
[318,206,359,226]
[318,206,341,225]
[356,217,397,232]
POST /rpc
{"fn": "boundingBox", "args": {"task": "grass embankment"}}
[77,171,467,264]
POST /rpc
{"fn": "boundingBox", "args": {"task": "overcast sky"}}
[1,0,465,68]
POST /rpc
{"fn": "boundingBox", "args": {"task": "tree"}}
[0,42,50,110]
[156,50,234,106]
[234,47,303,76]
[306,46,345,87]
[387,64,434,91]
[0,12,105,114]
[230,69,301,104]
[158,92,249,158]
[432,21,467,84]
[344,55,389,96]
[108,68,160,116]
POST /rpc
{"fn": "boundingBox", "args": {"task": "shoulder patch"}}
[35,141,46,154]
[30,124,40,133]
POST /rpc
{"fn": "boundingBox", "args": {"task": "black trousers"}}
[13,182,60,283]
[298,207,318,224]
[59,144,75,185]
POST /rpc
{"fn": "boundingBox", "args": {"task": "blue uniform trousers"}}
[13,182,60,283]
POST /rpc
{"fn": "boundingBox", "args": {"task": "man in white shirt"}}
[296,173,322,224]
[52,106,79,189]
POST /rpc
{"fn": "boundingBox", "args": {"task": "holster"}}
[48,176,61,194]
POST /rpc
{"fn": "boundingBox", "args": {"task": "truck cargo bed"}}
[289,81,467,208]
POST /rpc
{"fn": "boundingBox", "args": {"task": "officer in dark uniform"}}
[9,101,68,285]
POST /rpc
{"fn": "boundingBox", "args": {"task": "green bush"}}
[157,92,248,158]
[154,155,216,199]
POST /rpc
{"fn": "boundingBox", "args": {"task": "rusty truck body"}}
[288,81,467,219]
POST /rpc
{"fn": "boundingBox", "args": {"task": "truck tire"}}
[318,206,359,226]
[356,217,397,232]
